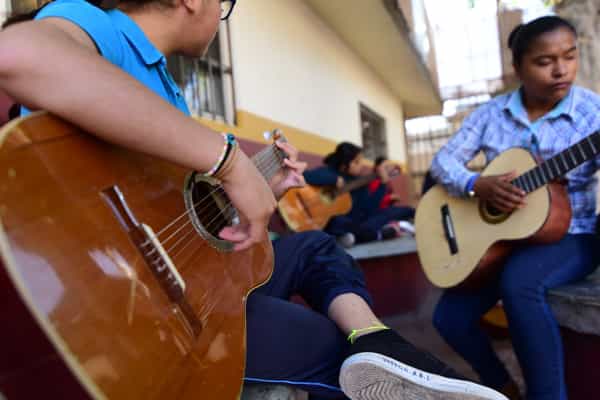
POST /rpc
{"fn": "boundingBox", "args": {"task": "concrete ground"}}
[383,287,525,395]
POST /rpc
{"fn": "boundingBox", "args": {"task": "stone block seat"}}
[547,267,600,400]
[549,267,600,336]
[345,236,431,317]
[241,383,307,400]
[486,266,600,400]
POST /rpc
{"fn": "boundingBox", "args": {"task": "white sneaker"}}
[337,232,356,248]
[398,220,415,235]
[340,352,508,400]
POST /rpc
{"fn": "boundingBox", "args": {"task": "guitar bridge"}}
[441,204,459,255]
[101,185,202,337]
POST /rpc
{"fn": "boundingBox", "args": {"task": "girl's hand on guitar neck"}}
[473,171,527,213]
[269,141,307,200]
[218,150,278,251]
[376,160,400,183]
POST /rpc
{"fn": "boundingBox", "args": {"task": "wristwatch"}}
[466,175,479,198]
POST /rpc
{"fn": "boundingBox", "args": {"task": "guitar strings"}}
[194,152,283,236]
[165,157,283,263]
[155,145,277,236]
[145,149,284,255]
[164,155,284,266]
[143,144,280,245]
[160,152,282,251]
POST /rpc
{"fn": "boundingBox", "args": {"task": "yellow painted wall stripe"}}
[194,110,337,157]
[195,109,407,170]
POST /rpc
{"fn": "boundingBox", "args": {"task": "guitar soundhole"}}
[319,188,336,204]
[479,201,511,224]
[184,172,237,251]
[487,205,502,217]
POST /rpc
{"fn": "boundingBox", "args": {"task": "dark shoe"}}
[380,225,399,240]
[339,329,508,400]
[500,380,522,400]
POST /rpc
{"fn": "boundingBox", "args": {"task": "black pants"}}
[325,206,415,243]
[244,231,372,399]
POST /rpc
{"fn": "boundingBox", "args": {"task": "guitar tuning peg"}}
[263,129,283,142]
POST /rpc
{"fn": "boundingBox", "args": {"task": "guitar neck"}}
[251,137,287,182]
[512,130,600,194]
[338,168,401,194]
[337,173,378,194]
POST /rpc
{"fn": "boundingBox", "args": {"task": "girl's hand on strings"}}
[219,150,277,251]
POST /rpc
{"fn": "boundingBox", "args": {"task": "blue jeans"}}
[326,206,415,243]
[433,234,600,400]
[244,231,372,399]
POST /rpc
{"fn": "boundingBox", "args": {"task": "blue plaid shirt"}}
[431,85,600,234]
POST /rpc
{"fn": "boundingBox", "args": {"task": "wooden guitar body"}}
[0,113,273,399]
[415,147,571,288]
[278,185,351,232]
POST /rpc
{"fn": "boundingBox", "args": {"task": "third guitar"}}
[415,131,600,288]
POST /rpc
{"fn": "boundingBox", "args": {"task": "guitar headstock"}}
[263,128,287,143]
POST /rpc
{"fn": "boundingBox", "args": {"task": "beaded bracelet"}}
[205,132,236,177]
[214,140,239,181]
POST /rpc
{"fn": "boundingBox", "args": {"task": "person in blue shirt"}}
[431,16,600,400]
[305,142,415,247]
[0,2,505,400]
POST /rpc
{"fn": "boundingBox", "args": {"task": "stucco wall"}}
[228,0,408,162]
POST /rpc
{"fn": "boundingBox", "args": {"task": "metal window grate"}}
[405,110,486,200]
[360,104,387,161]
[166,28,235,123]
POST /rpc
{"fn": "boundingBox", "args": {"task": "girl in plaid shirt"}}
[432,16,600,400]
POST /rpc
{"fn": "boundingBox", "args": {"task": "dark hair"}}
[374,156,387,167]
[508,16,577,66]
[323,142,362,172]
[2,2,52,29]
[8,103,20,120]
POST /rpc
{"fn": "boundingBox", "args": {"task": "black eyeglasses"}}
[220,0,236,20]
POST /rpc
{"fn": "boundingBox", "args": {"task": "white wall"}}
[228,0,408,161]
[0,0,10,22]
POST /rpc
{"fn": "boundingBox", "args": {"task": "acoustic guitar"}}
[415,131,600,289]
[278,169,399,232]
[0,112,287,399]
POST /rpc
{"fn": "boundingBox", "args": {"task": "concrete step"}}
[241,384,308,400]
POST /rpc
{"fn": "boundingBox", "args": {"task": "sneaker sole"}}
[340,352,508,400]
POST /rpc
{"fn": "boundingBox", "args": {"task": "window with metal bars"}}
[360,104,387,161]
[167,29,235,124]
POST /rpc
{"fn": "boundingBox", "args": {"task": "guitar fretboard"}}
[337,173,378,194]
[252,134,287,182]
[337,169,401,195]
[512,130,600,194]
